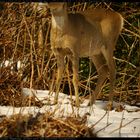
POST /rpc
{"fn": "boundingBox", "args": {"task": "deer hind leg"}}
[54,53,65,104]
[70,55,80,107]
[88,53,109,106]
[102,46,116,109]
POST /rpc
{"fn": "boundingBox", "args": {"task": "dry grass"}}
[0,2,140,106]
[0,2,140,137]
[0,112,95,137]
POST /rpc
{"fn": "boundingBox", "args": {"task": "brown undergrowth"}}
[0,112,96,137]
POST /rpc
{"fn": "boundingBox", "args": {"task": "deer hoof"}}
[87,98,95,106]
[106,101,113,111]
[70,99,80,107]
[53,99,58,105]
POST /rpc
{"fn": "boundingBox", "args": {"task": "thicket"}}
[0,2,140,106]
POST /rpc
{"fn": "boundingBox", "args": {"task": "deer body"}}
[48,3,123,107]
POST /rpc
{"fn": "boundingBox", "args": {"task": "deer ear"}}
[63,3,67,9]
[46,2,49,8]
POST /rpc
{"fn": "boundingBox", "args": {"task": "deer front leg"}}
[54,54,65,104]
[71,55,80,107]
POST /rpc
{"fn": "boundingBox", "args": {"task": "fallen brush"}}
[0,112,96,137]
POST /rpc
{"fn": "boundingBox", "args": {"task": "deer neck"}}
[51,9,68,32]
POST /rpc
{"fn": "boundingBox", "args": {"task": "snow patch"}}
[0,88,139,137]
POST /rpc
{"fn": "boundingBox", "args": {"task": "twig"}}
[113,57,136,69]
[90,111,108,129]
[109,118,140,134]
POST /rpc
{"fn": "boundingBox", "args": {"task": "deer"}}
[47,2,124,108]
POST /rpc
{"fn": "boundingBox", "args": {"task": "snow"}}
[0,88,140,137]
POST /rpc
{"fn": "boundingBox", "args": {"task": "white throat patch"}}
[52,15,65,29]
